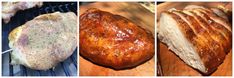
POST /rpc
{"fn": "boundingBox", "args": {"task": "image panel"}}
[157,2,232,76]
[79,1,155,76]
[2,2,78,76]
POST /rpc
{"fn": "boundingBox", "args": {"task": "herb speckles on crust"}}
[9,12,77,70]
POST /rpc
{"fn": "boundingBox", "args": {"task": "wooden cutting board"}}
[79,2,155,76]
[157,2,232,76]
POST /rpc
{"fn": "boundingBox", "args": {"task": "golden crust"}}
[9,26,23,47]
[79,8,154,69]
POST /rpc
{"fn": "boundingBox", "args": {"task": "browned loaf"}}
[79,8,155,69]
[158,5,231,74]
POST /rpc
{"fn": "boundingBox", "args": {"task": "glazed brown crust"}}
[174,11,226,73]
[186,11,228,55]
[195,8,231,32]
[191,9,232,54]
[163,10,229,74]
[185,7,231,30]
[79,8,154,69]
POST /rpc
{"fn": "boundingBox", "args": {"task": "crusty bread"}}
[158,5,231,74]
[79,8,154,69]
[9,12,77,70]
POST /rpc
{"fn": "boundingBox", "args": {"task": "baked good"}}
[9,12,77,70]
[79,8,155,69]
[158,5,231,74]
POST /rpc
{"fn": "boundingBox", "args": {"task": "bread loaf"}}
[79,8,155,69]
[158,5,231,74]
[9,12,77,70]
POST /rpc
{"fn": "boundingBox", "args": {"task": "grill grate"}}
[2,2,77,76]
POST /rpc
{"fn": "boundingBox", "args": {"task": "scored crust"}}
[158,5,231,74]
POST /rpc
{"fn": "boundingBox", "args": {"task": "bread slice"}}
[9,12,77,70]
[184,5,229,21]
[158,12,206,73]
[158,5,231,74]
[184,5,231,32]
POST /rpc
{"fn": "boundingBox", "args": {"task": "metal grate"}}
[2,2,77,76]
